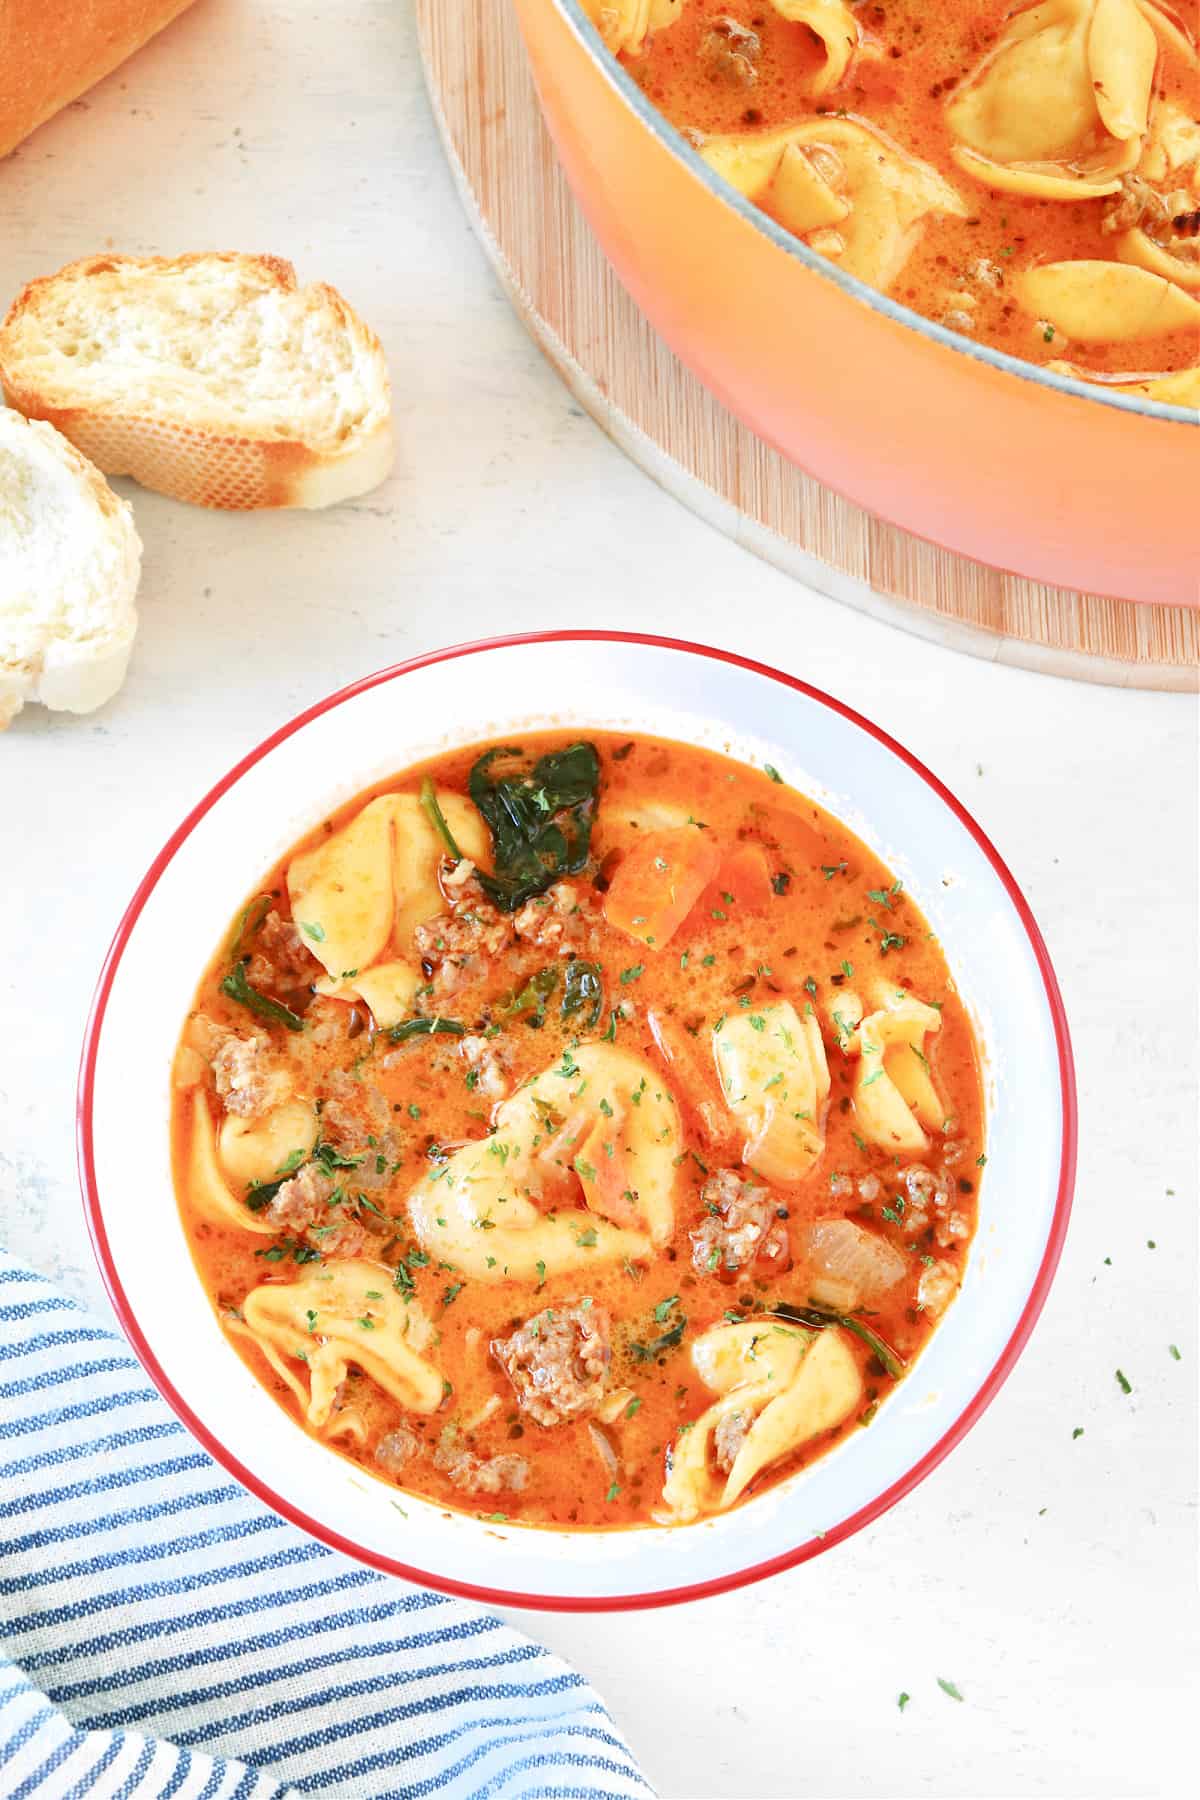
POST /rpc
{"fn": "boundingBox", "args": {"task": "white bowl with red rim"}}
[78,632,1076,1610]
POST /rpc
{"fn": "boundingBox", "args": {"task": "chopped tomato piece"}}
[646,1010,741,1161]
[714,843,774,912]
[571,1103,641,1230]
[603,828,721,950]
[680,842,775,935]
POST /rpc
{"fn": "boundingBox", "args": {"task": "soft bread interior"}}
[0,408,140,725]
[0,255,390,453]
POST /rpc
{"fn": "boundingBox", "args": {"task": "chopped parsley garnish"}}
[897,1692,910,1713]
[763,764,783,783]
[441,1282,464,1307]
[1115,1368,1132,1394]
[619,964,645,985]
[299,920,325,942]
[937,1678,964,1703]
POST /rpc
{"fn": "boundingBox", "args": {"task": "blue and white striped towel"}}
[0,1251,654,1799]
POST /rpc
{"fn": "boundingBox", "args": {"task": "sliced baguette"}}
[0,253,394,510]
[0,408,141,728]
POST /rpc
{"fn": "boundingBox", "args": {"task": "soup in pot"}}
[173,733,984,1529]
[581,0,1200,403]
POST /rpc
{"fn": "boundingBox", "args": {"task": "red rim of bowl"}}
[78,630,1077,1612]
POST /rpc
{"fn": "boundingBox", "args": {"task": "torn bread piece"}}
[0,253,393,509]
[0,407,141,728]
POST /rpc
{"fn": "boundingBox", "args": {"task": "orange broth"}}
[173,733,984,1529]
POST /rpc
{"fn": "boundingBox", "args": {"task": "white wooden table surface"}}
[1,4,1195,1796]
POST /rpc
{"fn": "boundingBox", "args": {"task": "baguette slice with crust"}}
[0,253,393,509]
[0,408,142,728]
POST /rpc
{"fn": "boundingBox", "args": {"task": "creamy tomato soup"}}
[173,734,984,1529]
[580,0,1200,404]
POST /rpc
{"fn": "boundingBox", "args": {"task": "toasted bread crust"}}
[0,1,200,160]
[0,253,394,510]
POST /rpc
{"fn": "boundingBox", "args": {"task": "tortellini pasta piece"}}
[314,959,423,1029]
[218,1096,317,1189]
[946,0,1179,200]
[406,1044,682,1281]
[579,0,683,57]
[1113,365,1200,405]
[287,791,488,993]
[769,1,859,97]
[662,1320,862,1520]
[1014,259,1200,341]
[699,118,967,292]
[184,1089,277,1236]
[239,1259,443,1430]
[713,999,830,1183]
[849,989,946,1154]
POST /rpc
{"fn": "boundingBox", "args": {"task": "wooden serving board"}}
[415,0,1198,689]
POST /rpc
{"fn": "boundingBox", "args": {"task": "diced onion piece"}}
[806,1218,906,1305]
[1013,260,1200,342]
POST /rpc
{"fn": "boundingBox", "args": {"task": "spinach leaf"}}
[419,777,463,860]
[468,742,600,910]
[228,894,272,959]
[220,958,305,1032]
[562,957,604,1030]
[770,1301,906,1379]
[387,1016,467,1043]
[501,965,559,1027]
[244,1176,286,1212]
[630,1297,687,1361]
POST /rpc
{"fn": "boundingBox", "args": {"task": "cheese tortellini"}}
[185,1089,277,1236]
[406,1044,682,1281]
[699,118,967,292]
[713,998,830,1182]
[239,1259,444,1431]
[287,791,488,999]
[845,987,946,1154]
[580,0,857,90]
[579,0,683,57]
[1014,259,1200,341]
[946,0,1180,199]
[661,1319,863,1519]
[218,1096,318,1189]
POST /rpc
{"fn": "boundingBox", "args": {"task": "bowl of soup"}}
[79,633,1075,1608]
[507,1,1198,605]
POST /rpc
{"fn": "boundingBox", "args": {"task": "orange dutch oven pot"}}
[511,0,1199,608]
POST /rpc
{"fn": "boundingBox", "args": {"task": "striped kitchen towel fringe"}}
[0,1250,655,1799]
